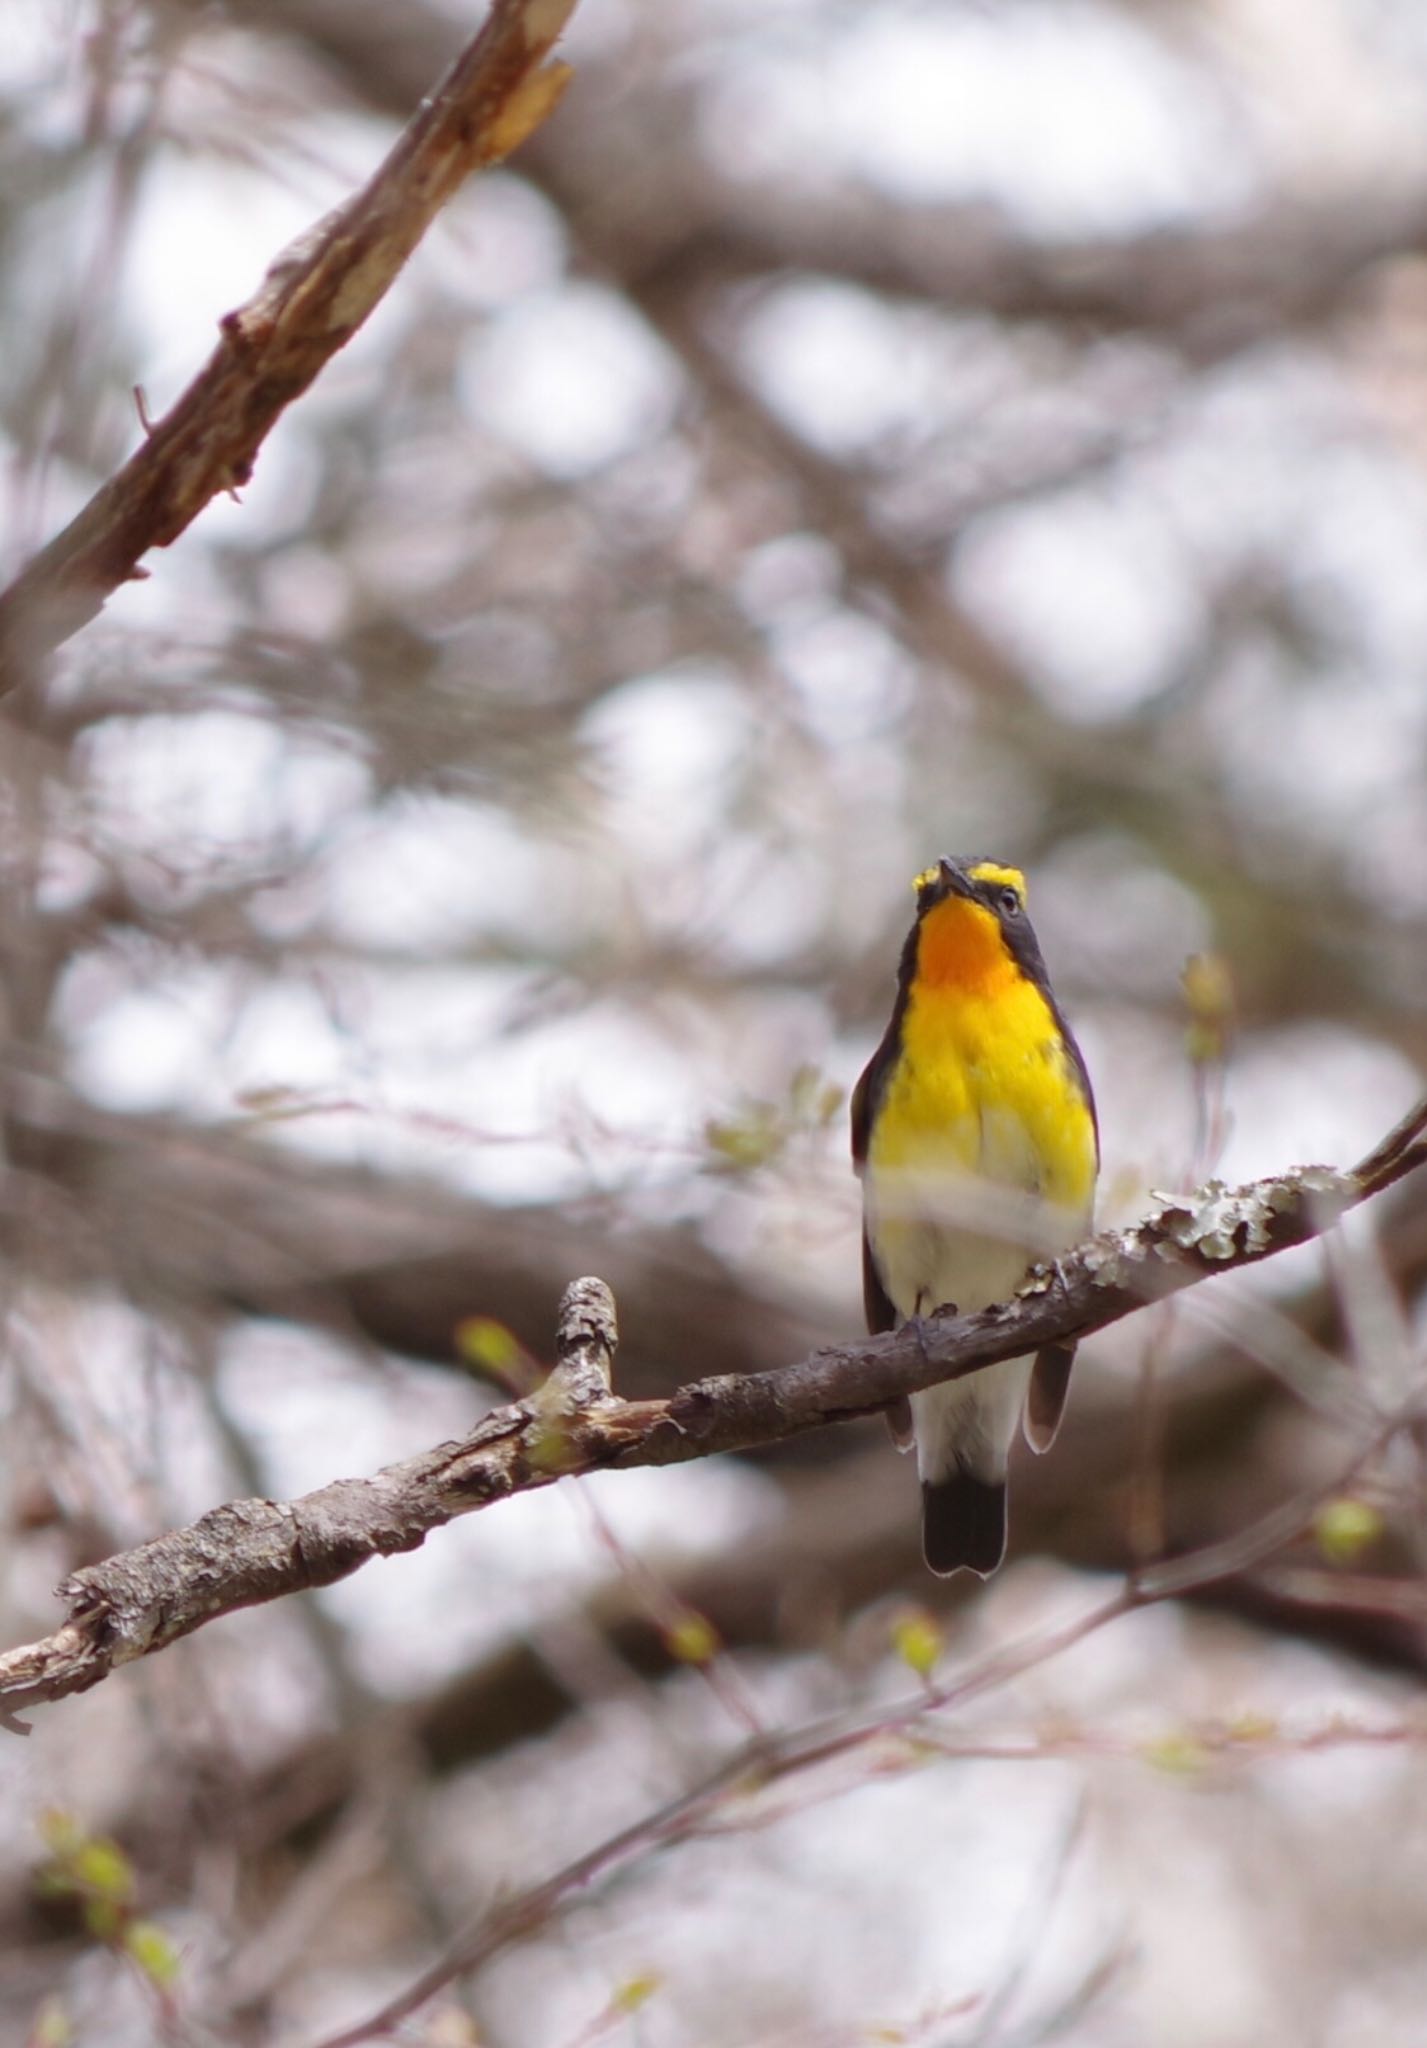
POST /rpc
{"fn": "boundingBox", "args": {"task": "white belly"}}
[863,1132,1087,1486]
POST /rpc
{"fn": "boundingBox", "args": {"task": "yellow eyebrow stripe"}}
[966,860,1026,901]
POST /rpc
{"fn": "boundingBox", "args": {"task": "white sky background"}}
[4,0,1427,2041]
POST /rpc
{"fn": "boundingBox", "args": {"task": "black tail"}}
[921,1471,1008,1578]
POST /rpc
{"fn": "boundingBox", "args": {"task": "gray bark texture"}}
[1,1098,1421,1722]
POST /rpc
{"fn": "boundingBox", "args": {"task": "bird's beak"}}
[915,857,970,916]
[937,858,973,899]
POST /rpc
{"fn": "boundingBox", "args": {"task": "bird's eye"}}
[999,887,1022,919]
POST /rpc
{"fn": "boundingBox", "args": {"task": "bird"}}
[851,855,1098,1577]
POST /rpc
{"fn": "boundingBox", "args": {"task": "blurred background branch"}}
[1,1,1426,2043]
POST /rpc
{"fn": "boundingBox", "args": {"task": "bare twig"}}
[0,0,578,693]
[0,1102,1423,1722]
[307,1454,1426,2048]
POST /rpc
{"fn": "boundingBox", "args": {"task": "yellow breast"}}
[865,895,1096,1294]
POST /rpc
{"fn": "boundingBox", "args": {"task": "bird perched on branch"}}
[852,856,1098,1576]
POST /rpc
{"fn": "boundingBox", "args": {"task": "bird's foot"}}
[904,1302,957,1364]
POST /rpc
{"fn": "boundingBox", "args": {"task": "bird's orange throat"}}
[913,893,1017,997]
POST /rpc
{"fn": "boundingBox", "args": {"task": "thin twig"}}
[304,1448,1426,2048]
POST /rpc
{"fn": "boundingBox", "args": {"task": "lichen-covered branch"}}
[0,0,578,694]
[0,1097,1423,1722]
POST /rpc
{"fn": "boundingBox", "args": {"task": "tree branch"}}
[1,1096,1423,1723]
[2,1084,833,1398]
[0,0,579,694]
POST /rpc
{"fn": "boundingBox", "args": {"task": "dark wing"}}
[864,1224,911,1446]
[1026,1012,1098,1450]
[848,1054,874,1173]
[852,1041,912,1446]
[851,1051,899,1334]
[1000,901,1099,1169]
[1025,1343,1075,1452]
[861,1226,897,1335]
[849,1007,904,1173]
[1057,1014,1100,1166]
